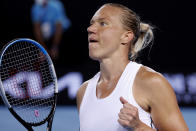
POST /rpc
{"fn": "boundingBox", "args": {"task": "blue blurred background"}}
[0,0,196,130]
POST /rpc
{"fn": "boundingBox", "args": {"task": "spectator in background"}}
[31,0,71,60]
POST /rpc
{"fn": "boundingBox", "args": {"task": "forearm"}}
[53,22,63,47]
[33,23,47,49]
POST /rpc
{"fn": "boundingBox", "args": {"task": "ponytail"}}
[130,23,154,60]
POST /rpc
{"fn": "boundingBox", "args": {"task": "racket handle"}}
[47,116,54,131]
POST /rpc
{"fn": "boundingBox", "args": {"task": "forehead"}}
[91,5,122,22]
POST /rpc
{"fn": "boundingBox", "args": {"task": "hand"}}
[50,46,59,60]
[118,96,142,130]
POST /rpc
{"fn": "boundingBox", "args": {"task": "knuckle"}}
[120,121,127,126]
[118,113,122,118]
[120,108,126,114]
[132,110,137,116]
[134,107,138,111]
[124,103,129,108]
[128,116,133,121]
[124,121,129,126]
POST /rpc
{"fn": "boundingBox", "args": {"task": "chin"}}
[89,52,101,61]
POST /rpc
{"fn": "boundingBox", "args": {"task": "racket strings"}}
[1,48,39,79]
[0,41,55,124]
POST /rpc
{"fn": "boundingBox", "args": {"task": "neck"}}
[99,57,130,82]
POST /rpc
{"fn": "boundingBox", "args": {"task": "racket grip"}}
[47,116,54,131]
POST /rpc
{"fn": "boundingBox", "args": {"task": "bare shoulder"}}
[134,66,188,130]
[135,66,188,130]
[134,65,177,109]
[76,80,90,111]
[136,65,172,92]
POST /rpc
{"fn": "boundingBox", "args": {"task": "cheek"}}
[100,29,122,47]
[88,28,123,60]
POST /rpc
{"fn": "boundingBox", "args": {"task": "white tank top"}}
[79,61,154,131]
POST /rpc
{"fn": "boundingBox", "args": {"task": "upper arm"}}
[143,71,188,130]
[76,81,89,112]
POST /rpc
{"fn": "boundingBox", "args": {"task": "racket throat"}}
[9,108,34,131]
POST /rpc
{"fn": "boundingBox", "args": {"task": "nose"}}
[87,24,97,34]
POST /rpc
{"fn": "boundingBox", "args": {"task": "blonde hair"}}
[131,23,154,60]
[104,3,154,61]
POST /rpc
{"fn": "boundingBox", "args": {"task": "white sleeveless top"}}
[79,61,154,131]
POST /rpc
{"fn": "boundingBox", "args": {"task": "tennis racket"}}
[0,38,58,131]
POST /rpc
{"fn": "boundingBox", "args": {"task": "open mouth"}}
[89,39,98,43]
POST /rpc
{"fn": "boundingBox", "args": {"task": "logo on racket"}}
[34,110,40,117]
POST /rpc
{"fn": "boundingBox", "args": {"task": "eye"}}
[100,21,107,26]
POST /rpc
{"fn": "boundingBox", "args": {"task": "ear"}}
[120,31,134,45]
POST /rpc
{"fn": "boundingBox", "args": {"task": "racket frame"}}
[0,38,58,131]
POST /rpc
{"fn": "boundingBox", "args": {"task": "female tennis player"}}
[77,3,188,131]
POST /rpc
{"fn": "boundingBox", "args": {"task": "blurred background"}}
[0,0,196,130]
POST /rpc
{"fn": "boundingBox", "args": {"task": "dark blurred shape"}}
[31,0,71,61]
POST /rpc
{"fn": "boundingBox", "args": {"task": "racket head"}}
[0,38,58,126]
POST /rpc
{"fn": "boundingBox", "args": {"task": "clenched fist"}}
[118,96,142,130]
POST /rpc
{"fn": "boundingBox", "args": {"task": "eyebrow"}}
[90,17,108,24]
